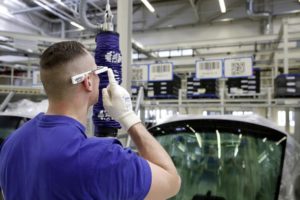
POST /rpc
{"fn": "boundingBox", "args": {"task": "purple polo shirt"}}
[0,113,151,200]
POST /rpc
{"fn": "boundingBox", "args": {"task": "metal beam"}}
[0,50,40,58]
[0,92,14,112]
[207,0,244,23]
[12,7,44,14]
[283,20,289,74]
[147,3,190,29]
[0,31,65,43]
[268,24,283,64]
[33,0,77,23]
[132,42,156,59]
[143,32,300,51]
[188,0,200,21]
[88,1,104,12]
[133,4,142,14]
[117,0,133,90]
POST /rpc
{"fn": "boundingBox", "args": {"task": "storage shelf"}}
[0,85,45,95]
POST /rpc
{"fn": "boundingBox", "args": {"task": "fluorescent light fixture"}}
[54,0,68,8]
[4,0,25,7]
[276,136,287,146]
[258,152,268,164]
[218,0,226,13]
[195,133,202,148]
[0,5,13,18]
[141,0,155,13]
[0,36,9,41]
[33,0,51,12]
[132,39,144,49]
[70,21,85,30]
[218,18,233,22]
[0,45,17,51]
[216,130,221,159]
[186,124,202,148]
[262,137,267,143]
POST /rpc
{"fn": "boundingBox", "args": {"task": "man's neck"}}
[46,100,89,127]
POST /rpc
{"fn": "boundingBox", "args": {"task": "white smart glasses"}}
[71,66,108,84]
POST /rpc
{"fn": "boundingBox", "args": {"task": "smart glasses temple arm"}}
[71,66,108,84]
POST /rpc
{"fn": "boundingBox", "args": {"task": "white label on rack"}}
[148,90,154,97]
[131,88,138,93]
[132,65,148,81]
[149,63,173,81]
[287,88,296,93]
[196,60,222,79]
[197,88,206,94]
[32,71,41,85]
[248,81,256,84]
[224,57,253,78]
[287,82,296,86]
[286,76,296,80]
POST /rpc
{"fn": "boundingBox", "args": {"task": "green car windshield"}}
[0,116,27,144]
[149,119,286,200]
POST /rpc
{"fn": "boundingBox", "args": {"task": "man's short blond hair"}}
[40,41,89,100]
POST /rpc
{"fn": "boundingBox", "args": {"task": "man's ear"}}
[82,75,93,92]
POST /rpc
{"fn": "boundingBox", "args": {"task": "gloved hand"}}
[102,69,141,131]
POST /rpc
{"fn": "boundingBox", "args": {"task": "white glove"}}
[102,69,141,131]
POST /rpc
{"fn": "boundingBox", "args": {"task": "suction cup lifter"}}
[102,0,114,31]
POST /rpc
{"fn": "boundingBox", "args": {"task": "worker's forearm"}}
[128,123,177,175]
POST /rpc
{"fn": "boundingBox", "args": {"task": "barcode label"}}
[131,65,148,81]
[151,64,171,73]
[32,71,42,85]
[224,57,253,78]
[199,62,220,70]
[196,60,222,79]
[149,63,173,81]
[231,62,246,76]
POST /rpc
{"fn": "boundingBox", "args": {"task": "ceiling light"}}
[3,0,25,7]
[33,0,51,12]
[218,18,233,22]
[70,21,85,30]
[54,0,67,8]
[0,45,17,51]
[216,130,221,159]
[132,39,144,49]
[0,5,13,18]
[218,0,226,13]
[0,36,9,41]
[141,0,155,13]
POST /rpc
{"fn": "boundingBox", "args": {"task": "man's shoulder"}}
[81,137,122,150]
[78,137,125,170]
